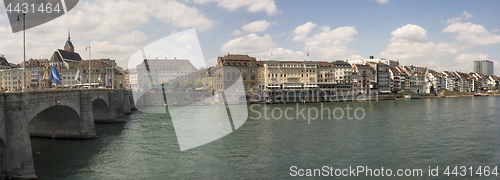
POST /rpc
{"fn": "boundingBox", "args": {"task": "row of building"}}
[0,33,128,91]
[128,54,499,95]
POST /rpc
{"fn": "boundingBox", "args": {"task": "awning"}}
[75,83,100,86]
[304,85,319,88]
[267,85,280,88]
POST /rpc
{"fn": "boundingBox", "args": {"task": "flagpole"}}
[86,43,91,89]
[17,13,26,91]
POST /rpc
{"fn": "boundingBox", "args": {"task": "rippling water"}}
[31,97,500,179]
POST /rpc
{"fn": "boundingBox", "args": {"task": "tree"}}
[149,81,158,87]
[492,86,497,91]
[161,79,168,86]
[194,80,203,88]
[172,80,180,88]
[183,80,193,88]
[68,63,76,69]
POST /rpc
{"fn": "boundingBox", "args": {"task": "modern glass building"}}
[474,60,494,76]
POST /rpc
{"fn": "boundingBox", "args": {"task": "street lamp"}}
[86,44,91,89]
[17,13,26,92]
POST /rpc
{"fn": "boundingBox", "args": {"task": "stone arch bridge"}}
[0,89,136,179]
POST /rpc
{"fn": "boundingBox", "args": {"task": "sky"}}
[0,0,499,74]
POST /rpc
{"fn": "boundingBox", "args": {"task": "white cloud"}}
[381,41,435,60]
[454,53,488,63]
[380,24,460,66]
[143,0,214,31]
[453,53,489,72]
[0,0,215,69]
[443,22,500,45]
[390,24,428,42]
[291,22,317,41]
[127,29,206,69]
[241,20,270,32]
[0,25,63,64]
[446,11,474,24]
[193,0,279,15]
[462,11,474,19]
[85,41,138,63]
[231,20,271,36]
[115,31,148,44]
[303,26,361,59]
[372,0,389,4]
[231,30,246,36]
[220,33,305,60]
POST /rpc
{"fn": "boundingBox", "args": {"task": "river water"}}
[31,96,500,179]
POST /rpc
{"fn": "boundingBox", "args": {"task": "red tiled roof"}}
[220,54,256,61]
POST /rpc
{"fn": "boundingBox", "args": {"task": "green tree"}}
[183,80,193,88]
[161,79,168,86]
[492,86,497,91]
[194,80,203,88]
[149,81,158,87]
[172,80,180,88]
[68,63,76,69]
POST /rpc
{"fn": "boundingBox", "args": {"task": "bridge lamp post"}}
[86,44,91,89]
[17,13,26,92]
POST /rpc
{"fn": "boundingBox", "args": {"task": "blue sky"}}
[1,0,499,74]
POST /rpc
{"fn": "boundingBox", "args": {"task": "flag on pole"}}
[307,52,309,57]
[125,81,128,87]
[17,78,20,87]
[74,70,81,83]
[108,76,112,83]
[49,66,60,85]
[98,75,102,83]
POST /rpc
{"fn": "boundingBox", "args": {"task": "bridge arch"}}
[92,98,113,123]
[91,91,110,108]
[28,105,83,138]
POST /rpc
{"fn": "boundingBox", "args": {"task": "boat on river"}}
[474,92,489,96]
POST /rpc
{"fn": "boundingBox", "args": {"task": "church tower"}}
[64,30,75,52]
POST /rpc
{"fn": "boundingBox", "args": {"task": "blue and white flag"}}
[49,66,60,85]
[108,76,112,83]
[74,70,82,83]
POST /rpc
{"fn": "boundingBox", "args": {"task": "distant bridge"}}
[0,89,136,179]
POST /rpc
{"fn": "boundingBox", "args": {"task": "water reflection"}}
[31,97,500,179]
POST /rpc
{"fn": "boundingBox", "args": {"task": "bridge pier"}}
[123,92,132,114]
[94,90,127,123]
[0,93,37,179]
[0,89,135,179]
[77,90,98,138]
